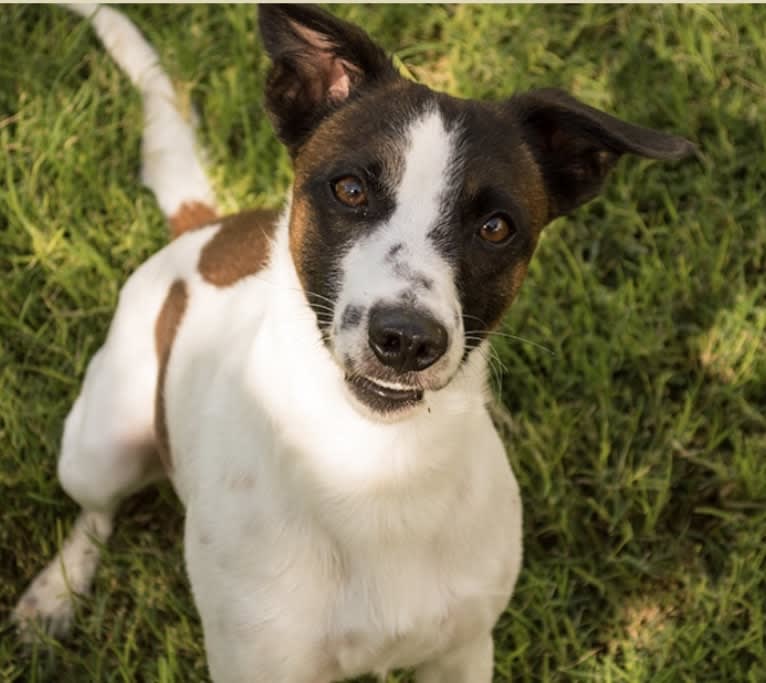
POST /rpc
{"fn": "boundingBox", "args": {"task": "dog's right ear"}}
[258,4,399,153]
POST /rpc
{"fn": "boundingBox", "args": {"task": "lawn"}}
[1,4,765,682]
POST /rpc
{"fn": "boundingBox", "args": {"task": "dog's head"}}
[259,5,695,419]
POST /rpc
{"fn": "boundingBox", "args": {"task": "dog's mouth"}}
[345,374,424,414]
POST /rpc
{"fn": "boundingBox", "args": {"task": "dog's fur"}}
[14,5,695,681]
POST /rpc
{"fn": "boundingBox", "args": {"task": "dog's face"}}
[259,5,694,419]
[290,91,546,416]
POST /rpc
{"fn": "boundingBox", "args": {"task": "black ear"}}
[258,4,399,152]
[512,88,697,218]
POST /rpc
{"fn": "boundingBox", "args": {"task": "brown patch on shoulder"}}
[154,279,188,473]
[198,208,280,287]
[169,201,218,239]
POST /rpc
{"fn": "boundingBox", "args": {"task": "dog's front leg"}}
[415,633,494,683]
[201,625,332,683]
[192,577,334,683]
[184,509,335,683]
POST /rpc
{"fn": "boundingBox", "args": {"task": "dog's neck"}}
[242,199,493,509]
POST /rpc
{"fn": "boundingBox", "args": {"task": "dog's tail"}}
[66,4,218,237]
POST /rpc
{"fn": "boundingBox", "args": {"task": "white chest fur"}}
[160,225,523,679]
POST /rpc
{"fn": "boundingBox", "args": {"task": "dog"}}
[14,4,695,681]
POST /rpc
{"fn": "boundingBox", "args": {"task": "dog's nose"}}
[368,306,448,373]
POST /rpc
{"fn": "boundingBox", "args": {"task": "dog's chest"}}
[327,545,500,677]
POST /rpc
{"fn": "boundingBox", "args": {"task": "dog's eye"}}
[332,175,368,208]
[478,214,516,244]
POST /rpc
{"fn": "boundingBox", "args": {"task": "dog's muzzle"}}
[340,305,449,416]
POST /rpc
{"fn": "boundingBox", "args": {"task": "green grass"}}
[1,4,765,682]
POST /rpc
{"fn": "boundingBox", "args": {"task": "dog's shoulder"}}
[108,208,281,475]
[196,208,281,288]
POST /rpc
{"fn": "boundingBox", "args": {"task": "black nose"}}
[368,306,448,373]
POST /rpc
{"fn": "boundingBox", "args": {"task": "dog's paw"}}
[12,561,79,643]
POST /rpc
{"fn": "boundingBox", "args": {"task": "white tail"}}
[66,4,218,236]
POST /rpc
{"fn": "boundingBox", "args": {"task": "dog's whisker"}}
[304,290,338,307]
[309,304,336,316]
[484,344,510,375]
[474,348,504,394]
[461,313,490,328]
[485,330,554,355]
[465,331,554,356]
[311,308,332,316]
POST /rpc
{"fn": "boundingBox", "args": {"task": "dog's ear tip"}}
[257,4,309,18]
[257,4,340,30]
[258,4,397,152]
[256,4,321,41]
[256,4,285,24]
[654,136,698,162]
[677,138,700,160]
[256,5,287,46]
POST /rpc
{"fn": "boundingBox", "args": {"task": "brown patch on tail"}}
[198,208,279,287]
[169,201,218,238]
[154,279,189,473]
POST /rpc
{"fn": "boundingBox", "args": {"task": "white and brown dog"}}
[15,4,694,681]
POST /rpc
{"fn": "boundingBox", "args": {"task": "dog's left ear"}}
[258,4,399,153]
[512,88,697,219]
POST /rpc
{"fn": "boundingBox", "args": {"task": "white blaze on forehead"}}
[393,107,460,235]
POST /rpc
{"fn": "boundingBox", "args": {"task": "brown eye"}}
[478,214,515,244]
[332,175,367,208]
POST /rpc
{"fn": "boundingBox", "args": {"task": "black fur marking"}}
[390,259,433,292]
[423,98,541,347]
[385,243,433,291]
[416,275,433,291]
[341,304,364,330]
[386,242,403,260]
